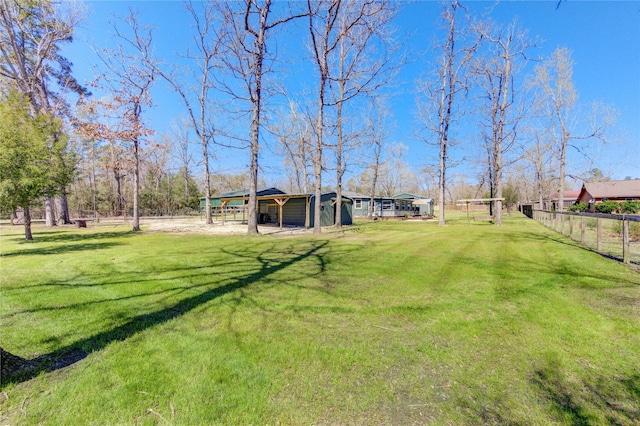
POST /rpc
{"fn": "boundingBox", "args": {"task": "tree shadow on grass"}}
[470,229,640,288]
[1,231,136,258]
[510,229,640,268]
[3,229,135,243]
[531,356,640,425]
[0,241,127,258]
[27,230,135,242]
[0,240,329,386]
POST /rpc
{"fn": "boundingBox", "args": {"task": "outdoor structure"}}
[202,189,352,228]
[577,179,640,204]
[345,192,433,218]
[255,192,352,227]
[200,188,286,212]
[457,198,505,224]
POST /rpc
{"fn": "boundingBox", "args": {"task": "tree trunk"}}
[44,198,56,227]
[23,206,33,241]
[494,150,503,225]
[313,147,323,233]
[313,77,325,234]
[368,162,380,220]
[132,138,141,232]
[246,2,270,235]
[368,140,382,220]
[114,168,124,216]
[335,100,344,228]
[56,192,72,224]
[202,139,213,225]
[438,143,447,226]
[558,132,568,212]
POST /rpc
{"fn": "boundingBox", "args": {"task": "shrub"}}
[612,221,640,240]
[595,201,620,214]
[585,218,598,229]
[619,201,640,214]
[568,202,589,212]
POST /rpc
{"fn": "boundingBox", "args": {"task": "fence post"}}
[597,218,602,252]
[623,219,630,264]
[580,216,585,244]
[569,215,574,239]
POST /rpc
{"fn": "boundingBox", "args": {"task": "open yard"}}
[1,213,639,425]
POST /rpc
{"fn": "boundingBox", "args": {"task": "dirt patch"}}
[139,218,312,236]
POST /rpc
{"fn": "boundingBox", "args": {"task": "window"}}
[355,199,362,209]
[382,200,393,210]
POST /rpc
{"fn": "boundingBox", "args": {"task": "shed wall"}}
[341,201,353,225]
[282,198,307,226]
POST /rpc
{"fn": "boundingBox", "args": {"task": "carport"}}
[218,192,352,228]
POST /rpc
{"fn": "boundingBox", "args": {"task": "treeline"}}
[0,0,626,239]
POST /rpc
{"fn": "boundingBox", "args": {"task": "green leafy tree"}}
[502,184,519,215]
[0,91,75,240]
[0,0,88,225]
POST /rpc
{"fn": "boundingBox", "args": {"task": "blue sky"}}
[64,0,640,188]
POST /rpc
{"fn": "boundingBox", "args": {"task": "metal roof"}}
[200,187,286,200]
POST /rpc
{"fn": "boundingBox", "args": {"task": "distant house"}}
[394,193,434,216]
[550,190,580,210]
[577,180,640,204]
[344,191,433,218]
[345,192,393,217]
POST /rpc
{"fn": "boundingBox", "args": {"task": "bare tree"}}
[76,100,129,217]
[308,0,395,232]
[307,0,339,232]
[365,97,390,218]
[89,11,156,231]
[417,0,478,226]
[72,105,101,219]
[329,0,399,227]
[219,0,306,234]
[523,127,555,209]
[473,19,535,225]
[376,143,417,197]
[149,1,224,225]
[169,117,195,206]
[269,97,313,193]
[529,47,613,211]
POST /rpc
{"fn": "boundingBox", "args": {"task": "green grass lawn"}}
[1,214,639,425]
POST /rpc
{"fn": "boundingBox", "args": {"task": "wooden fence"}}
[532,210,640,266]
